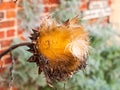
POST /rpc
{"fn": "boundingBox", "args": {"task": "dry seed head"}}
[28,17,89,83]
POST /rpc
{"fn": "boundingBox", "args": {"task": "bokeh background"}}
[0,0,120,90]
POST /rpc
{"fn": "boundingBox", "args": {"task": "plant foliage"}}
[17,0,44,32]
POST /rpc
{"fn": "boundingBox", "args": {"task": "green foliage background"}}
[2,0,120,90]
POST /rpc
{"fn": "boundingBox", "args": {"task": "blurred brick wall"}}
[0,1,16,50]
[43,0,59,13]
[0,0,18,89]
[0,1,18,74]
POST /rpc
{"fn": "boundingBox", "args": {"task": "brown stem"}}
[0,42,33,59]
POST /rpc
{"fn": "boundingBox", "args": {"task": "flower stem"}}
[0,42,33,59]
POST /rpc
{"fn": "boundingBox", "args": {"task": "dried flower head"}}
[27,17,89,86]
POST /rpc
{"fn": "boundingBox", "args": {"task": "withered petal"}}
[38,67,42,74]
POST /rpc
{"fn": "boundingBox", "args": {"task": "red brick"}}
[43,0,59,4]
[0,31,5,38]
[0,12,4,20]
[44,5,57,12]
[80,2,88,11]
[4,57,12,64]
[17,29,23,35]
[0,60,3,67]
[0,2,16,10]
[0,20,15,28]
[0,39,12,48]
[44,6,50,12]
[17,29,26,40]
[16,29,25,40]
[0,67,6,73]
[0,48,6,53]
[7,29,15,37]
[18,35,26,41]
[0,87,5,90]
[0,50,3,53]
[108,0,112,6]
[6,10,16,18]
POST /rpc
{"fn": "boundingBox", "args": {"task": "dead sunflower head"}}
[27,17,89,85]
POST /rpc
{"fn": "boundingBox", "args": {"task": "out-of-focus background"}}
[0,0,120,90]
